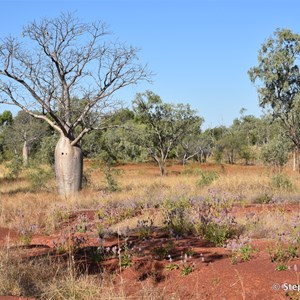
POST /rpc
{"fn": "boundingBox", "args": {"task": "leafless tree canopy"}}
[0,13,150,145]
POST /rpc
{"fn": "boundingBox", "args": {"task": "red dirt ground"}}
[1,203,300,300]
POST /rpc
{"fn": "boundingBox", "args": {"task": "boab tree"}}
[0,13,150,196]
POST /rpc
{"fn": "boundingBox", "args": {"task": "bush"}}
[252,191,274,204]
[203,223,236,246]
[4,155,23,179]
[103,166,120,192]
[26,166,54,191]
[36,134,58,166]
[191,191,238,246]
[270,174,294,192]
[260,135,290,170]
[197,170,219,187]
[161,192,238,245]
[161,197,193,236]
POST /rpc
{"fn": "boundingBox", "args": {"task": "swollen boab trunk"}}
[55,135,83,197]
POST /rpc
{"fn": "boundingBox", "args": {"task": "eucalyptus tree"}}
[260,132,292,171]
[7,110,49,165]
[0,13,150,195]
[249,28,300,171]
[133,91,202,176]
[175,124,210,165]
[197,129,215,163]
[175,131,202,165]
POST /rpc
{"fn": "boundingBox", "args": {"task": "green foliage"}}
[287,244,298,259]
[197,170,219,187]
[120,239,132,268]
[204,223,235,247]
[261,134,291,169]
[231,244,256,264]
[0,111,13,126]
[4,155,23,179]
[95,223,105,239]
[0,111,13,162]
[270,174,294,192]
[3,111,51,163]
[36,134,58,166]
[161,197,193,236]
[249,28,300,111]
[181,264,193,276]
[161,193,237,246]
[133,90,203,175]
[165,263,180,271]
[238,145,255,165]
[194,192,237,246]
[249,28,300,152]
[47,205,71,232]
[216,132,240,164]
[75,214,88,233]
[18,224,37,246]
[26,165,54,191]
[268,240,298,271]
[213,147,223,164]
[103,165,120,192]
[252,191,273,204]
[275,264,288,271]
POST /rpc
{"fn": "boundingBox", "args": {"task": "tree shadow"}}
[8,228,230,281]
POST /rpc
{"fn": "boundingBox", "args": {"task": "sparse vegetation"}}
[0,161,299,298]
[1,16,300,299]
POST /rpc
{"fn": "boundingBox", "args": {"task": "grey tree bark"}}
[55,135,83,197]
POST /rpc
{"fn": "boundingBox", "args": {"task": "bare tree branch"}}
[0,12,151,144]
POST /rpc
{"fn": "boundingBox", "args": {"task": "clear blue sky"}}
[0,0,300,128]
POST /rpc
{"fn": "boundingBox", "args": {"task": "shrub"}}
[227,237,256,264]
[161,191,238,246]
[270,174,294,192]
[103,166,122,192]
[5,155,23,179]
[252,191,274,204]
[191,191,237,246]
[268,240,298,271]
[26,166,54,191]
[197,170,219,188]
[161,197,193,236]
[260,134,291,170]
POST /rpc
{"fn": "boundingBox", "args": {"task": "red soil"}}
[1,200,300,300]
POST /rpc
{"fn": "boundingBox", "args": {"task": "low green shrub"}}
[5,155,23,179]
[161,197,193,236]
[270,174,294,192]
[161,191,238,246]
[26,166,54,190]
[197,170,219,188]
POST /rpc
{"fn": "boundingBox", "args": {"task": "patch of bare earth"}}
[1,207,299,300]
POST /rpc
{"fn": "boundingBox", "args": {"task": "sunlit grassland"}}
[0,160,299,231]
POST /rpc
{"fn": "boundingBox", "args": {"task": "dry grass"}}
[1,160,300,230]
[0,245,179,299]
[0,160,300,299]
